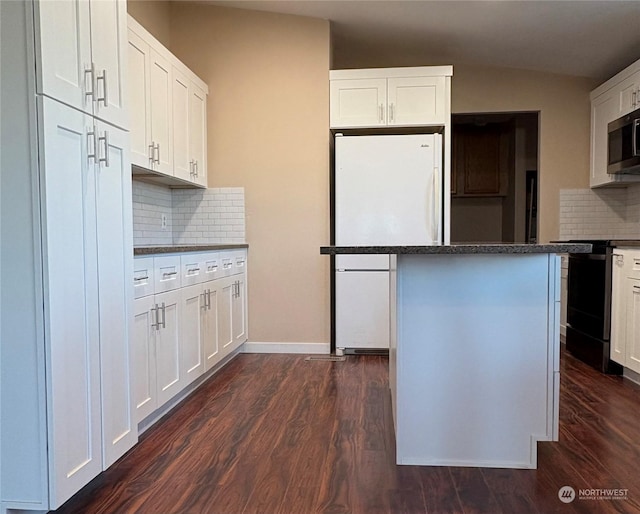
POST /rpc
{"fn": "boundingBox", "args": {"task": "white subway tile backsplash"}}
[132,180,246,246]
[559,185,640,240]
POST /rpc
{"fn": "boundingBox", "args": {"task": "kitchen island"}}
[321,243,591,469]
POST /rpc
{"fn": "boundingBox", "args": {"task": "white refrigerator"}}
[335,133,443,352]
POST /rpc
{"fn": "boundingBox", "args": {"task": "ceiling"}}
[202,0,640,81]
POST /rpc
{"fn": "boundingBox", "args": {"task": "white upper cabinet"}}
[388,76,446,126]
[330,78,387,127]
[330,67,452,129]
[189,83,208,186]
[128,29,152,169]
[128,16,208,188]
[617,70,640,116]
[173,67,192,182]
[590,60,640,187]
[36,0,128,129]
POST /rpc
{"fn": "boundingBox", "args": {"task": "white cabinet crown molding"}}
[330,65,453,81]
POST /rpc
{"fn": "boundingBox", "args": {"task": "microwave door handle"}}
[634,119,640,157]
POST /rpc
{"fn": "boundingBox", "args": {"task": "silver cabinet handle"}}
[96,69,108,106]
[390,103,394,122]
[189,159,194,177]
[98,130,110,167]
[194,160,198,177]
[379,104,383,123]
[87,130,97,161]
[633,91,637,108]
[133,275,149,282]
[149,142,155,163]
[201,291,208,309]
[207,289,213,310]
[84,64,95,100]
[187,267,200,273]
[151,305,159,330]
[155,143,160,164]
[162,271,177,278]
[160,302,166,329]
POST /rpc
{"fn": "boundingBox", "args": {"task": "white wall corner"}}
[242,341,330,355]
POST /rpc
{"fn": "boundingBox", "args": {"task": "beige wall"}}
[451,64,596,242]
[127,0,172,48]
[165,3,331,344]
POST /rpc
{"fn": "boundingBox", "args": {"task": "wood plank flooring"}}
[54,348,640,514]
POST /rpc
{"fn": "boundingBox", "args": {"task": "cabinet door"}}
[388,76,445,126]
[89,0,128,129]
[40,98,102,507]
[190,82,208,186]
[626,278,640,374]
[128,30,152,169]
[94,121,137,467]
[132,295,157,423]
[232,274,247,348]
[154,288,182,405]
[610,253,627,365]
[330,78,387,128]
[36,0,93,115]
[218,277,235,357]
[172,68,191,181]
[149,49,173,175]
[618,71,640,116]
[203,283,220,371]
[181,284,205,385]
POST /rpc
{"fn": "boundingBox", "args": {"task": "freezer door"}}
[336,271,390,350]
[336,254,389,271]
[335,133,442,246]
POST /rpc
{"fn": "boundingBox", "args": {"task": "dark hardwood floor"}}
[55,348,640,514]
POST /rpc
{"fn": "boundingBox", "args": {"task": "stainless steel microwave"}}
[608,107,640,174]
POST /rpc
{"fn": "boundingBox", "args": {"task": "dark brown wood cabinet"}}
[452,124,509,197]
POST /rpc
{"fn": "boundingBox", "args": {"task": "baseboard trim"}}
[242,341,330,355]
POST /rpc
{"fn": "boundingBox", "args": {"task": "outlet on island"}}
[161,213,168,231]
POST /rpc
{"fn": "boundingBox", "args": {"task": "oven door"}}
[608,108,640,174]
[567,252,611,341]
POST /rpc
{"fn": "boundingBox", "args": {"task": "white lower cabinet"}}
[611,249,640,374]
[133,249,248,425]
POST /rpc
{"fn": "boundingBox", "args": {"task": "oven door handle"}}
[569,254,606,261]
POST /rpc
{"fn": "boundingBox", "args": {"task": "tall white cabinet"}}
[1,1,136,512]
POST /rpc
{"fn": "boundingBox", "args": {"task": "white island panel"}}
[394,253,559,469]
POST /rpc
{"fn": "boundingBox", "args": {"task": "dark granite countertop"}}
[134,244,248,256]
[320,243,592,255]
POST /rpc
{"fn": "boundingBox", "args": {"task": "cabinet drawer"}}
[133,257,155,299]
[181,253,206,286]
[231,250,247,276]
[202,252,222,281]
[220,251,235,277]
[154,255,182,292]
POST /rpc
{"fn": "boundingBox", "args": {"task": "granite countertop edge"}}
[134,243,248,256]
[320,243,592,255]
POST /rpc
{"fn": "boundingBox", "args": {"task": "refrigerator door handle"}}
[432,166,440,243]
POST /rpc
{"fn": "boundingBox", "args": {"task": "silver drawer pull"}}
[187,267,200,273]
[163,271,178,278]
[207,265,218,271]
[134,276,149,282]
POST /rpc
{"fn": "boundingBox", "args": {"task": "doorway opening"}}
[450,112,539,243]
